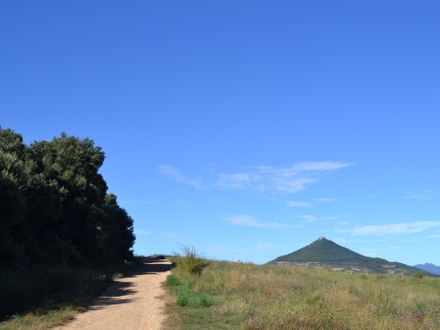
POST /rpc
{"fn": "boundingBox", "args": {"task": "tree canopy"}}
[0,127,135,269]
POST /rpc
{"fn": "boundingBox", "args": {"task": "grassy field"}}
[164,258,440,329]
[0,258,144,330]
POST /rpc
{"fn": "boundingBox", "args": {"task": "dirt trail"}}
[54,258,172,330]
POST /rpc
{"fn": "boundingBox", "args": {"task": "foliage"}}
[0,127,137,319]
[167,275,214,309]
[166,275,182,287]
[163,259,440,330]
[0,127,135,270]
[414,271,425,279]
[171,245,209,276]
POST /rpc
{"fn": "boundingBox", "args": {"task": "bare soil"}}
[53,258,172,330]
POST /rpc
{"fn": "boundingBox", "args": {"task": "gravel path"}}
[54,258,172,330]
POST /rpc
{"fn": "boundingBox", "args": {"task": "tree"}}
[0,127,135,268]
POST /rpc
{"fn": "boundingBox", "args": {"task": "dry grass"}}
[163,260,440,329]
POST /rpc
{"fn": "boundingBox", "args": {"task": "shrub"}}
[176,292,190,307]
[166,275,181,286]
[174,245,208,276]
[198,294,213,307]
[414,271,425,279]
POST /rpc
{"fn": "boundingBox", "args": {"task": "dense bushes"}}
[0,127,135,269]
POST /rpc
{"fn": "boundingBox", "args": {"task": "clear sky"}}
[1,1,439,265]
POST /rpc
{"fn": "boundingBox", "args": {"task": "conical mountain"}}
[269,237,367,263]
[267,237,435,276]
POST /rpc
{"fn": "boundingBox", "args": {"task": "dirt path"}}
[54,258,172,330]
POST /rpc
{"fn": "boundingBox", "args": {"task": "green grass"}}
[0,257,144,330]
[164,259,440,329]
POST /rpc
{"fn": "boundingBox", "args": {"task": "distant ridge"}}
[267,237,436,276]
[414,263,440,275]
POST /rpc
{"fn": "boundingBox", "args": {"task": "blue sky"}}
[1,1,439,265]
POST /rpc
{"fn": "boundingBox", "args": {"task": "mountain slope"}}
[414,263,440,275]
[267,237,434,276]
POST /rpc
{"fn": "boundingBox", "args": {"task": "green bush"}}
[174,245,208,276]
[414,271,425,279]
[176,292,190,307]
[166,275,181,286]
[198,294,213,308]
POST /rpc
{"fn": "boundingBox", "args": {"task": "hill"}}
[267,237,434,276]
[414,263,440,275]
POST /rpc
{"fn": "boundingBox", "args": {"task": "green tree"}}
[0,127,135,268]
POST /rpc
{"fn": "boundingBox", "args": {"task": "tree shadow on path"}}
[88,258,172,310]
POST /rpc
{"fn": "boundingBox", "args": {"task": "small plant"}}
[198,294,213,307]
[174,245,208,276]
[415,302,427,311]
[414,271,425,279]
[176,292,189,307]
[360,274,368,280]
[165,275,181,286]
[305,291,323,305]
[112,272,123,281]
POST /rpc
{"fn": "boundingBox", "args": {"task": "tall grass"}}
[164,259,440,329]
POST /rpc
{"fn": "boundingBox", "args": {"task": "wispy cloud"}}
[314,198,336,202]
[425,234,440,238]
[162,232,183,239]
[134,229,150,236]
[334,238,384,243]
[337,221,440,236]
[225,215,300,228]
[243,239,282,250]
[300,214,336,222]
[215,161,352,194]
[176,200,194,207]
[255,242,279,250]
[402,190,437,201]
[216,173,260,189]
[362,248,380,257]
[158,165,202,189]
[367,194,378,198]
[207,246,225,252]
[287,201,311,207]
[301,215,318,222]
